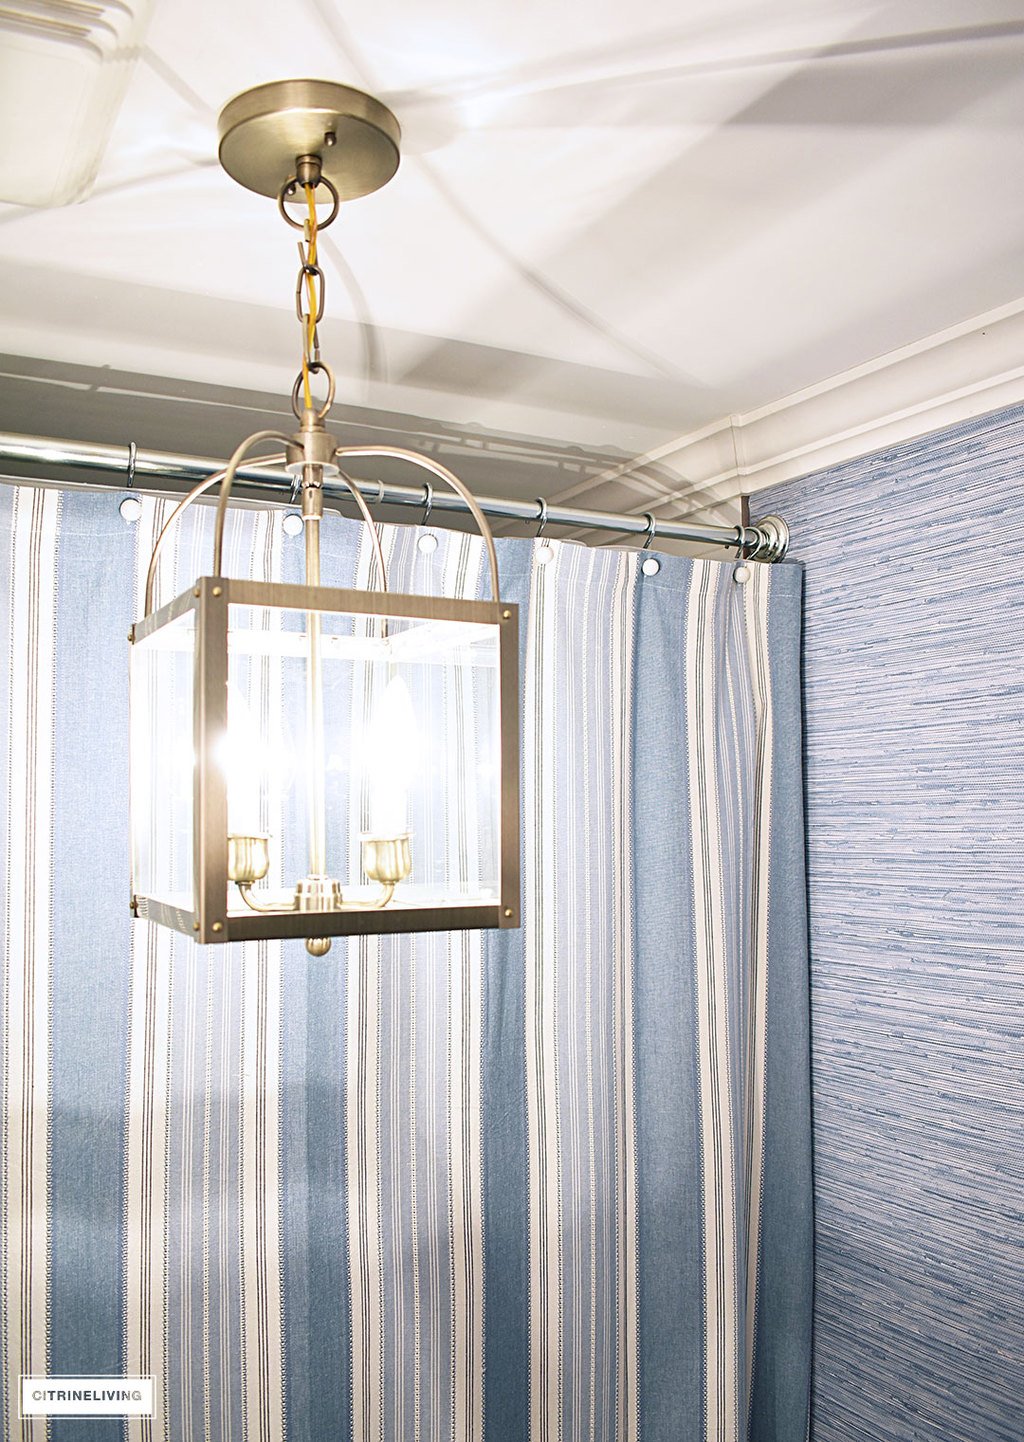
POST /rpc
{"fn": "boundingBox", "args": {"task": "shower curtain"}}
[0,483,811,1442]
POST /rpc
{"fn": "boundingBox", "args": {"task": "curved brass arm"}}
[335,468,388,593]
[211,430,296,577]
[144,450,288,617]
[333,446,501,602]
[237,882,299,914]
[147,437,500,614]
[144,446,392,618]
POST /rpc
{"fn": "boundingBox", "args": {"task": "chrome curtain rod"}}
[0,432,790,561]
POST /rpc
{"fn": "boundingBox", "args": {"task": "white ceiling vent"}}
[0,0,154,207]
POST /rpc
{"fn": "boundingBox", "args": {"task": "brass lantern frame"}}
[131,575,520,946]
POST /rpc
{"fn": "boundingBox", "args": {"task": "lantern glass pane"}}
[223,600,502,914]
[130,607,195,908]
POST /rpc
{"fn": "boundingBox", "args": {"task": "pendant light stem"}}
[302,467,328,878]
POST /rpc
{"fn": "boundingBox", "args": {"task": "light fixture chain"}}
[282,175,337,421]
[299,185,320,412]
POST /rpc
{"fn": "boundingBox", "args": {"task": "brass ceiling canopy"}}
[217,78,401,200]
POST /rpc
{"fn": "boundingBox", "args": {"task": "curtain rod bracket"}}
[746,515,790,563]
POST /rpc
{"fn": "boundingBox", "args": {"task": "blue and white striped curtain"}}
[0,484,811,1442]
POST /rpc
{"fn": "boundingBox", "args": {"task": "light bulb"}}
[221,683,267,836]
[366,673,418,837]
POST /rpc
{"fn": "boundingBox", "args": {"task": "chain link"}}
[278,176,340,421]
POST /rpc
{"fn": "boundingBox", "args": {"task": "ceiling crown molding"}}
[639,299,1024,517]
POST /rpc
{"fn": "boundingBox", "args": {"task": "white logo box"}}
[21,1377,154,1417]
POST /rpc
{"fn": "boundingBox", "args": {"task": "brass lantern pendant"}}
[128,82,520,954]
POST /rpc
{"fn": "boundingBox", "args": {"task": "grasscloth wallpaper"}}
[761,403,1024,1442]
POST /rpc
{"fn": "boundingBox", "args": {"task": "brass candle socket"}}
[228,833,271,884]
[360,833,413,886]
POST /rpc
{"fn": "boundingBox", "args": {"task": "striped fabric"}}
[0,485,811,1441]
[760,403,1024,1442]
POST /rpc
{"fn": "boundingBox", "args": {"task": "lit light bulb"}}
[220,683,267,836]
[366,673,418,837]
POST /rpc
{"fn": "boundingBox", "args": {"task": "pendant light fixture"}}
[128,80,520,954]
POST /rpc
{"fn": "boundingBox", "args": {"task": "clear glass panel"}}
[130,607,195,909]
[223,601,502,915]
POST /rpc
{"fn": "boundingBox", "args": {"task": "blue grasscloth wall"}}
[760,403,1024,1442]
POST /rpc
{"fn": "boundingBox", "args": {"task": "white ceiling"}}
[1,0,1023,508]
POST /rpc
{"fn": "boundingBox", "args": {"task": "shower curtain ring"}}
[420,481,433,526]
[642,513,657,549]
[534,497,548,536]
[127,441,137,489]
[733,524,753,584]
